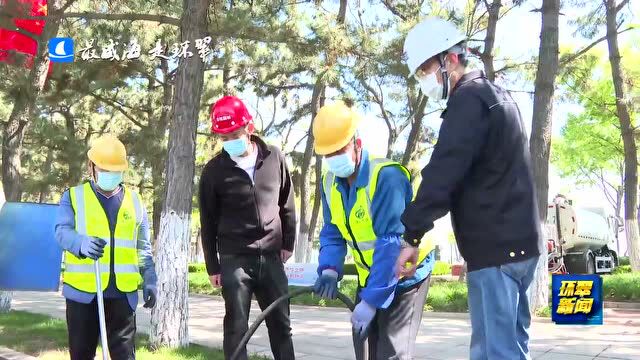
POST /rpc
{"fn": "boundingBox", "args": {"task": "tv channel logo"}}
[48,38,74,63]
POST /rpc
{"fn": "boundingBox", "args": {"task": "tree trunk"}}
[149,0,208,347]
[296,78,324,263]
[152,60,173,241]
[60,108,83,185]
[0,0,63,314]
[528,0,560,312]
[482,0,501,82]
[38,150,54,203]
[605,0,640,271]
[401,96,427,167]
[307,87,327,260]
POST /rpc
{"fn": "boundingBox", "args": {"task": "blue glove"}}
[80,236,107,260]
[351,300,376,338]
[143,284,157,308]
[313,269,339,299]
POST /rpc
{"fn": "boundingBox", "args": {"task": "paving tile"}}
[536,353,594,360]
[0,347,37,360]
[549,343,612,357]
[597,343,640,360]
[9,291,640,360]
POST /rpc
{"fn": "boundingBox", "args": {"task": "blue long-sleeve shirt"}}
[318,150,434,309]
[55,182,157,310]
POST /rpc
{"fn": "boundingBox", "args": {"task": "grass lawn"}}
[190,272,469,312]
[0,311,266,360]
[189,265,640,314]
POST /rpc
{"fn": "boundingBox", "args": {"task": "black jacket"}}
[402,71,543,271]
[199,136,297,275]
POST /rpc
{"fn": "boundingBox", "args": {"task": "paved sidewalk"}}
[0,347,37,360]
[10,292,640,360]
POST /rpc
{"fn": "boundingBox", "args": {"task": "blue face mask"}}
[96,171,123,192]
[326,153,356,178]
[223,137,249,157]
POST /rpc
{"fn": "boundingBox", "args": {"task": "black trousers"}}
[220,252,295,360]
[353,275,431,360]
[66,298,136,360]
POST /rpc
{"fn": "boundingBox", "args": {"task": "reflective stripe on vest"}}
[64,183,143,293]
[324,158,435,287]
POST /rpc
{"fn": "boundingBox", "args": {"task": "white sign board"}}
[284,263,318,287]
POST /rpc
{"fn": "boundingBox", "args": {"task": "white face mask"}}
[417,65,450,101]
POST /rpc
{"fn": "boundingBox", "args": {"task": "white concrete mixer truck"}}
[545,195,622,274]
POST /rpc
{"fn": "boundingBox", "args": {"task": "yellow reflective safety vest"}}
[64,182,143,293]
[323,158,434,287]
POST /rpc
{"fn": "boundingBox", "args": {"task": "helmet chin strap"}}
[437,54,449,100]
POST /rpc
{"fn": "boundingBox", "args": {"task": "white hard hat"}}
[403,18,466,77]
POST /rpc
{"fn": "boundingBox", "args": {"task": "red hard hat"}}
[210,96,253,134]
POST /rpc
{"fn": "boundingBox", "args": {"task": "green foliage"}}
[188,263,207,273]
[188,270,473,312]
[603,272,640,301]
[612,265,631,274]
[424,280,468,312]
[535,305,551,318]
[432,261,452,276]
[552,48,639,204]
[619,256,630,266]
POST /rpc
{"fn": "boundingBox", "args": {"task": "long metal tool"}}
[94,260,109,360]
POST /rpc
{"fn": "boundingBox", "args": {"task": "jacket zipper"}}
[96,191,115,287]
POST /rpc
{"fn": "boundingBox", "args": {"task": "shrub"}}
[432,261,452,276]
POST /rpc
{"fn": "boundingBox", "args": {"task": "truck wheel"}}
[585,252,596,274]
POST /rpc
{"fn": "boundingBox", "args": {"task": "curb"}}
[0,347,37,360]
[605,301,640,310]
[190,293,556,322]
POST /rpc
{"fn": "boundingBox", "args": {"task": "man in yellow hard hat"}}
[55,134,157,360]
[312,101,436,360]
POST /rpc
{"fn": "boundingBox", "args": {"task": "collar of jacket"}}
[335,148,371,191]
[219,135,271,167]
[449,70,486,98]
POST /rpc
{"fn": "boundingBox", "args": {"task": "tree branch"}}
[381,0,407,21]
[60,0,80,13]
[616,0,631,14]
[560,26,634,68]
[89,93,146,129]
[25,12,180,26]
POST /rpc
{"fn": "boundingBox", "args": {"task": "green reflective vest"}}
[64,183,143,293]
[323,158,434,287]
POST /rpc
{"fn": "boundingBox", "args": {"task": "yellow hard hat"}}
[312,101,362,155]
[87,135,128,171]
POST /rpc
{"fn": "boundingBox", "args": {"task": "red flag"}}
[0,0,52,74]
[0,28,53,74]
[13,0,48,36]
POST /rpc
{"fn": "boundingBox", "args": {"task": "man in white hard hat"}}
[397,18,543,360]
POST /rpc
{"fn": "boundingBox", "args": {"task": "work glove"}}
[351,300,376,338]
[313,269,339,300]
[80,236,107,260]
[143,284,157,308]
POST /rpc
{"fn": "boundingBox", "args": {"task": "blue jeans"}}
[466,256,539,360]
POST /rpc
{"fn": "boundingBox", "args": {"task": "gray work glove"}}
[143,284,157,308]
[80,236,107,260]
[313,269,339,300]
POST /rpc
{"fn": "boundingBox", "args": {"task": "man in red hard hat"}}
[199,95,297,360]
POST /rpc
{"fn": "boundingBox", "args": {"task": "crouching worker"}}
[55,135,157,360]
[311,101,435,360]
